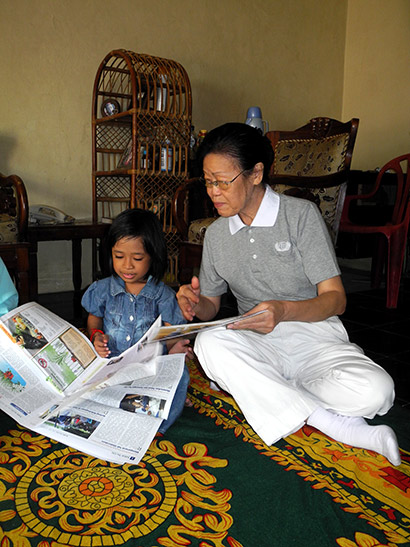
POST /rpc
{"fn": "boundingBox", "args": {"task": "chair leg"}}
[370,235,386,289]
[385,231,406,308]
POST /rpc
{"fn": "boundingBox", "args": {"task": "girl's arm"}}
[87,313,110,357]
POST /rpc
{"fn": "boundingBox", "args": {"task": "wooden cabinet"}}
[92,49,192,282]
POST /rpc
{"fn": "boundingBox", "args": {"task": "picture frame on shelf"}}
[101,98,121,117]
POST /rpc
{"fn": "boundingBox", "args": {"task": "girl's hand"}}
[93,332,111,358]
[168,338,194,359]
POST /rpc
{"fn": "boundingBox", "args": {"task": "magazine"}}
[0,302,178,464]
[152,309,267,342]
[0,302,264,464]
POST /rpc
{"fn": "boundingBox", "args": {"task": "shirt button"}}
[129,315,134,321]
[126,335,131,341]
[129,296,133,302]
[250,238,255,243]
[252,254,257,259]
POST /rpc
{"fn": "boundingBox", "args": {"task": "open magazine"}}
[0,302,265,464]
[0,302,179,464]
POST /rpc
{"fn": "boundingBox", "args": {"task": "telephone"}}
[29,205,75,225]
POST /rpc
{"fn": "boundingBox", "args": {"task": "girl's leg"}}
[158,364,190,434]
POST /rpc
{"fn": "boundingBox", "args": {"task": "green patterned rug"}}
[0,358,409,547]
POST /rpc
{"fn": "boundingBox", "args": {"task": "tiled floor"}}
[339,267,410,409]
[38,265,410,409]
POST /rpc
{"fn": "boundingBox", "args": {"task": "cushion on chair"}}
[273,133,349,176]
[187,217,218,244]
[271,183,347,243]
[185,183,346,245]
[0,214,19,243]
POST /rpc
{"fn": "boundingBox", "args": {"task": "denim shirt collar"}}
[109,275,159,299]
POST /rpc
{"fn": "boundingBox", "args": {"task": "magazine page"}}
[0,326,65,428]
[86,353,185,421]
[0,302,103,394]
[152,309,268,342]
[31,317,164,422]
[35,354,185,465]
[0,303,162,400]
[127,353,185,420]
[71,316,163,394]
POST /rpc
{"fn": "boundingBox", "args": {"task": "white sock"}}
[307,407,401,466]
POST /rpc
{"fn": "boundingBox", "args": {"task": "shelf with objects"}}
[92,49,192,284]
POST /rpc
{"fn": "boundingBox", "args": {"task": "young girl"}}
[81,208,192,434]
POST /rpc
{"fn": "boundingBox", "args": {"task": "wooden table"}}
[27,221,109,310]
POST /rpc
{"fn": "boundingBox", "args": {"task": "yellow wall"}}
[343,0,410,168]
[1,0,408,292]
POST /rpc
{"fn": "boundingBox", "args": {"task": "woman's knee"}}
[300,360,395,417]
[364,365,395,415]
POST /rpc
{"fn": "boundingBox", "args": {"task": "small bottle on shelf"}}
[161,138,173,172]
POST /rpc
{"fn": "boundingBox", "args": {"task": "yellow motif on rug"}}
[0,426,244,546]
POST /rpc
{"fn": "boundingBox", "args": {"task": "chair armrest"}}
[340,170,385,224]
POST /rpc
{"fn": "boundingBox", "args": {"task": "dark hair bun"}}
[197,122,274,180]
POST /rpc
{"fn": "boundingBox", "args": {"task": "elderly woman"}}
[177,122,400,466]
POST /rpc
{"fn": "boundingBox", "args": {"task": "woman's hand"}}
[228,301,286,334]
[176,276,201,321]
[93,332,111,358]
[227,276,346,334]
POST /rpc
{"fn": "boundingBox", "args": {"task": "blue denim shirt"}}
[81,275,185,356]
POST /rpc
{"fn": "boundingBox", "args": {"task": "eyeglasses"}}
[200,169,247,190]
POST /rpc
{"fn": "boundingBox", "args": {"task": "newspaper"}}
[0,302,183,464]
[0,302,264,464]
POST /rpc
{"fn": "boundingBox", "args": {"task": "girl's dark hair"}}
[197,122,274,181]
[107,208,167,283]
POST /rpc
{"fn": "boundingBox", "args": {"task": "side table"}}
[27,220,109,313]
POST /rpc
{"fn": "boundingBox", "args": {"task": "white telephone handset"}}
[29,205,75,224]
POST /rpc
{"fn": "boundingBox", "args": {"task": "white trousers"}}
[194,316,395,446]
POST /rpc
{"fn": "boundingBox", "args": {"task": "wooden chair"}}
[173,177,215,283]
[173,117,359,284]
[339,154,410,308]
[0,174,30,304]
[266,117,359,242]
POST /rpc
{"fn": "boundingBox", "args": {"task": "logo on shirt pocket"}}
[275,241,291,252]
